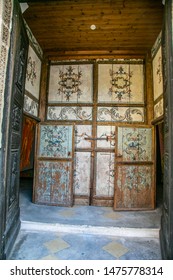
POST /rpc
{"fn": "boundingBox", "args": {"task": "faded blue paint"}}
[39,125,73,158]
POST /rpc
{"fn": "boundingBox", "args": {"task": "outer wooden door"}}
[1,1,29,258]
[114,126,155,210]
[33,123,74,206]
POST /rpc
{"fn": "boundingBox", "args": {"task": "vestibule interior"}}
[19,1,164,211]
[1,0,169,261]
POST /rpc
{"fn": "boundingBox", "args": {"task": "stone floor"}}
[9,230,161,260]
[8,179,162,260]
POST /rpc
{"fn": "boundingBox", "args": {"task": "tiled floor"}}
[9,230,161,260]
[8,180,162,260]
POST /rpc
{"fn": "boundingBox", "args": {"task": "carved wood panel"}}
[7,30,29,210]
[1,1,29,259]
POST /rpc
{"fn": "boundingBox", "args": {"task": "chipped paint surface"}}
[116,165,153,209]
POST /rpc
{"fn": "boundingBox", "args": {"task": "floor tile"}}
[103,212,123,219]
[102,241,129,258]
[44,238,70,253]
[41,254,60,260]
[59,209,75,218]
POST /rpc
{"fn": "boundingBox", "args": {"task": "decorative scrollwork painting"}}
[38,125,73,158]
[98,63,144,104]
[48,64,93,103]
[23,95,39,117]
[58,65,82,101]
[152,46,163,101]
[154,98,163,119]
[33,123,74,206]
[47,106,92,121]
[97,107,144,122]
[117,127,152,161]
[108,65,132,101]
[26,56,37,86]
[25,45,42,100]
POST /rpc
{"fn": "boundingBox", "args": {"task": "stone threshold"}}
[21,220,160,238]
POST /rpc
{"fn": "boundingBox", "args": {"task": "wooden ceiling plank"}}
[22,0,164,55]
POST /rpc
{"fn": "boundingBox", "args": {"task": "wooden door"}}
[1,2,29,258]
[114,126,155,210]
[33,123,74,206]
[46,61,147,207]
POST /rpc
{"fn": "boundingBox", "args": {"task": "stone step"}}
[21,220,159,238]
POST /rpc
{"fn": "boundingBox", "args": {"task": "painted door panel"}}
[96,126,116,149]
[95,152,115,197]
[74,151,91,205]
[75,125,92,149]
[33,123,74,206]
[38,124,73,158]
[117,127,152,161]
[34,161,73,206]
[114,126,154,210]
[115,165,153,209]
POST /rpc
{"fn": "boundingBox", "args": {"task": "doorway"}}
[31,61,155,210]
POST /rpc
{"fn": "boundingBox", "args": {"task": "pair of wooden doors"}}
[33,123,154,210]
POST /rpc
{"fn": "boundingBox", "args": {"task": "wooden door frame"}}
[160,0,173,260]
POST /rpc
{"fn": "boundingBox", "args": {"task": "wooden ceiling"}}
[20,0,164,58]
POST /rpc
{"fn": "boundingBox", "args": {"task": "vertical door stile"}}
[91,61,98,205]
